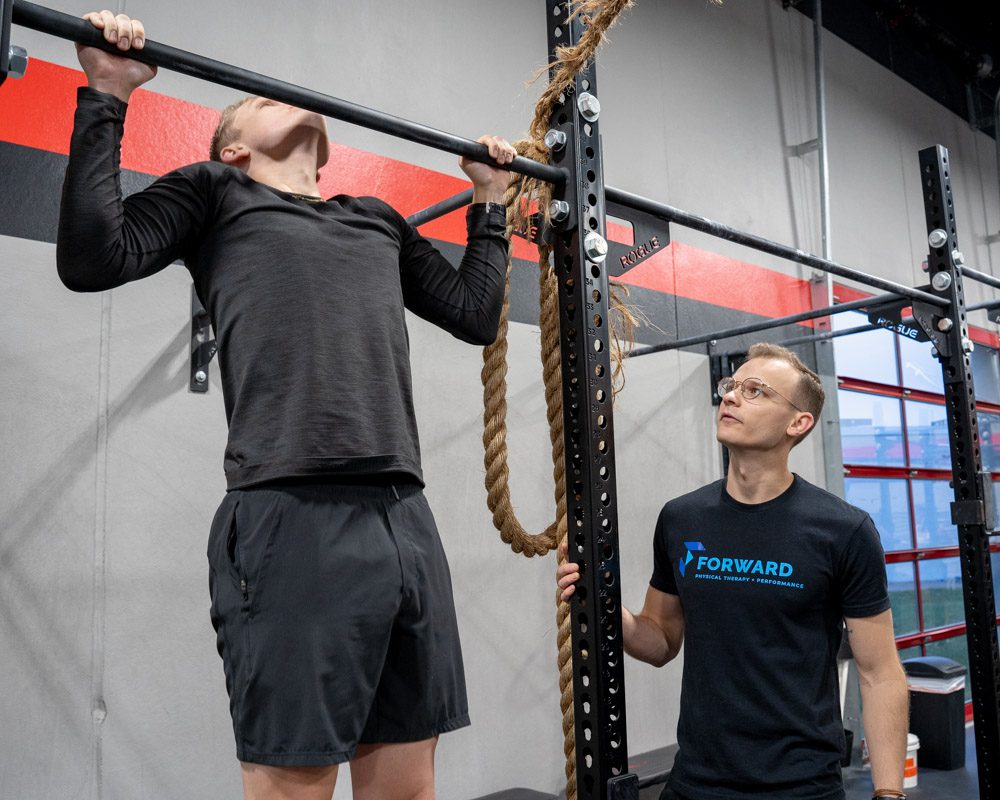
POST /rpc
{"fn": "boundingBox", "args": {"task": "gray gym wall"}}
[0,1,997,799]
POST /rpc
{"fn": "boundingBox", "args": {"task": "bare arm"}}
[846,610,908,796]
[622,586,684,667]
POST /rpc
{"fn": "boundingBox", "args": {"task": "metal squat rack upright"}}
[542,2,636,798]
[919,145,1000,800]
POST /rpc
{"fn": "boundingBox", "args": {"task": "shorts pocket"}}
[231,490,283,616]
[208,493,244,593]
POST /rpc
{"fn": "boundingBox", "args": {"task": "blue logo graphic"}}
[676,541,804,589]
[678,541,705,577]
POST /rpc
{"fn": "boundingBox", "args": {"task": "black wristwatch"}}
[481,202,507,216]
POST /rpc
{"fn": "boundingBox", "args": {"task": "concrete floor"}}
[474,726,981,799]
[842,724,979,800]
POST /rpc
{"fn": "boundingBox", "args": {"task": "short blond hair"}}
[209,96,253,162]
[745,342,825,441]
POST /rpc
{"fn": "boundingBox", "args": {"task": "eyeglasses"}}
[716,376,804,412]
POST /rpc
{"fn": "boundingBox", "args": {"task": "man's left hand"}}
[461,135,517,205]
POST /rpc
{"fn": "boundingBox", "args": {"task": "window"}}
[910,480,956,548]
[979,410,1000,473]
[844,478,911,551]
[899,336,944,395]
[834,308,1000,714]
[832,313,897,385]
[904,401,949,470]
[838,391,904,467]
[918,558,964,629]
[885,562,919,637]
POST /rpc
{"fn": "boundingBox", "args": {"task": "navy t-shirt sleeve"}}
[837,514,891,618]
[650,507,678,595]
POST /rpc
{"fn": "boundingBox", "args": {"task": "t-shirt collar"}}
[720,473,801,514]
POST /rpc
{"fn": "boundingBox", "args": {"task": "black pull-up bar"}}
[961,264,1000,293]
[4,0,567,187]
[406,188,475,228]
[605,186,948,308]
[628,291,906,357]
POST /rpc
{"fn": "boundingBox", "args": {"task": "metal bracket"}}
[604,198,670,277]
[606,773,639,800]
[189,286,216,393]
[909,298,951,356]
[951,499,986,527]
[545,99,579,229]
[981,471,996,533]
[790,138,819,157]
[989,306,1000,325]
[865,297,929,343]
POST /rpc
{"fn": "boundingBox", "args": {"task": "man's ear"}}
[221,143,250,166]
[787,411,815,440]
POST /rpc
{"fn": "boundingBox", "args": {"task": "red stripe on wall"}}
[0,58,528,259]
[3,59,998,344]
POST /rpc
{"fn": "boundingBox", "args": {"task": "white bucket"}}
[904,733,920,789]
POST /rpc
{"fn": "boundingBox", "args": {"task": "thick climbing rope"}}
[480,2,635,797]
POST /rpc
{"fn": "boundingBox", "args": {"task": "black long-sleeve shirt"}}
[58,87,508,489]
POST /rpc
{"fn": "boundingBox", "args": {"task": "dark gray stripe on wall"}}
[0,141,157,244]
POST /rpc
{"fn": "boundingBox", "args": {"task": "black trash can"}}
[902,656,966,770]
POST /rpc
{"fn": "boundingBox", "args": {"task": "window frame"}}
[838,365,1000,716]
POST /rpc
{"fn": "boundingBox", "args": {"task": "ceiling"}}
[785,0,1000,137]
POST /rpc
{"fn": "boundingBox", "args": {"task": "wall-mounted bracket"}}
[605,199,670,278]
[190,286,216,393]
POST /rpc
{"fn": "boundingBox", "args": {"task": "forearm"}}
[454,204,507,342]
[403,204,508,345]
[472,186,506,205]
[58,88,134,291]
[860,667,909,793]
[622,608,680,667]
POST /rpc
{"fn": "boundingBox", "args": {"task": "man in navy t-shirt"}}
[559,342,909,800]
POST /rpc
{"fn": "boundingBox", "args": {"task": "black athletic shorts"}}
[207,481,470,766]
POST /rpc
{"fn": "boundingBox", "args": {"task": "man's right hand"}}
[556,539,683,667]
[556,540,581,602]
[76,11,156,103]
